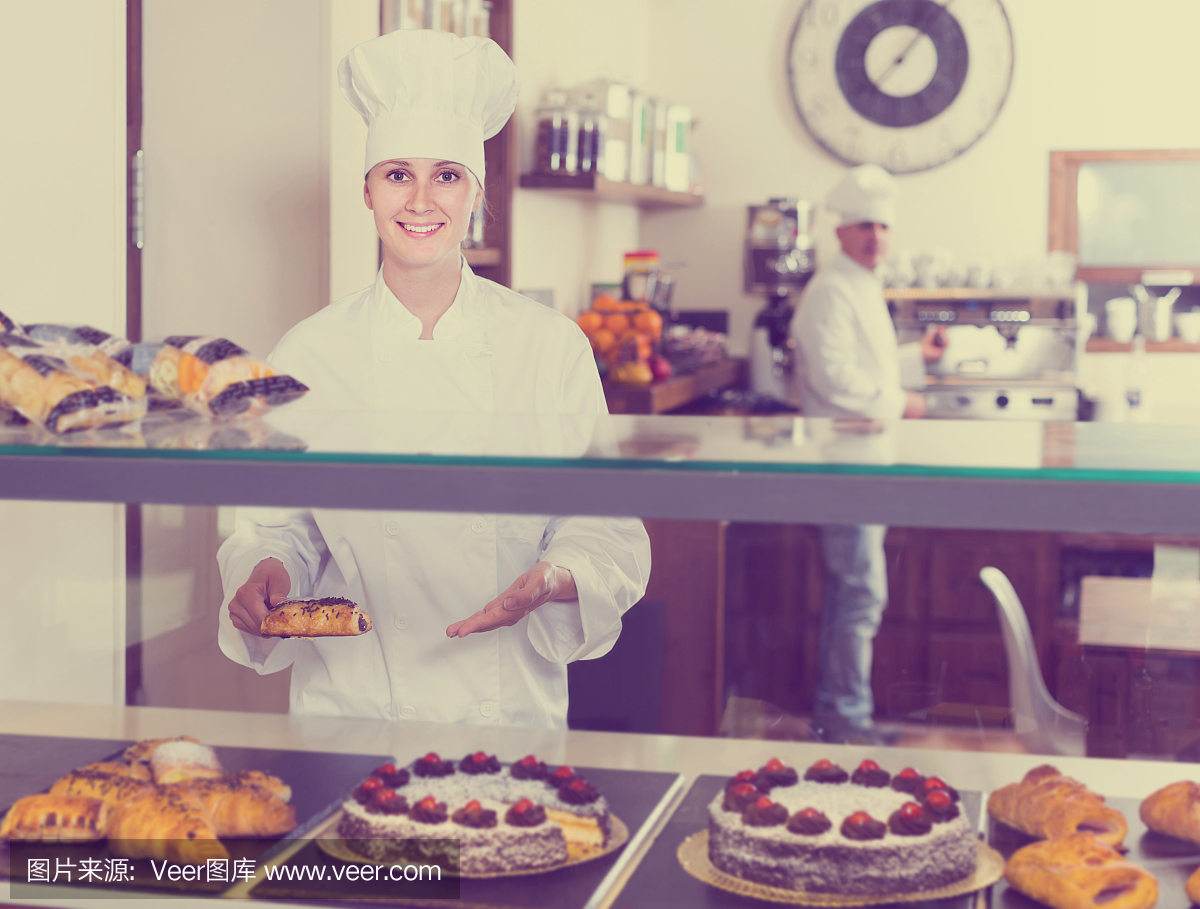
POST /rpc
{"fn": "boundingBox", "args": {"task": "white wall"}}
[0,0,126,705]
[510,0,651,314]
[141,0,377,354]
[641,0,1200,354]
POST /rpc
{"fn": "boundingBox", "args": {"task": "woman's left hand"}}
[446,561,577,638]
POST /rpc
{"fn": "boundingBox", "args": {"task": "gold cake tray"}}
[317,810,629,879]
[677,831,1005,906]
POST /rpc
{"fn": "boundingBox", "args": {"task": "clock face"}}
[788,0,1014,173]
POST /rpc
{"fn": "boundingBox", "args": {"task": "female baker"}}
[216,30,650,727]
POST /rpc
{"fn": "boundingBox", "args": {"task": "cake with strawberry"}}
[337,753,611,875]
[707,758,976,894]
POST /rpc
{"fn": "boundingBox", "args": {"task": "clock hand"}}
[871,0,956,90]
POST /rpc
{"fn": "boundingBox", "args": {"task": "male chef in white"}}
[791,164,945,745]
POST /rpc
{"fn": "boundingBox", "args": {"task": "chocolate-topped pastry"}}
[353,776,384,804]
[504,798,547,827]
[924,789,961,823]
[757,757,799,789]
[724,782,762,812]
[371,763,411,788]
[367,789,409,816]
[803,759,849,784]
[413,752,455,778]
[787,807,833,836]
[890,766,924,794]
[744,796,788,827]
[509,754,550,781]
[726,769,768,794]
[851,759,890,788]
[451,800,498,828]
[888,801,933,836]
[917,776,960,804]
[459,751,501,775]
[840,811,886,840]
[409,795,448,824]
[546,765,578,790]
[559,777,601,805]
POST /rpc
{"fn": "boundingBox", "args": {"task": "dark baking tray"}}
[612,773,983,909]
[0,733,133,810]
[1,733,390,897]
[990,795,1200,909]
[249,764,682,909]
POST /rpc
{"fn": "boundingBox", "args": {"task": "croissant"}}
[108,787,228,864]
[260,596,372,637]
[123,735,200,766]
[988,764,1128,847]
[50,767,155,806]
[0,794,114,841]
[170,776,296,837]
[150,740,224,785]
[225,769,292,804]
[1005,833,1157,909]
[80,760,152,782]
[1140,781,1200,844]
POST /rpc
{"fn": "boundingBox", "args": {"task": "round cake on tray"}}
[337,752,611,875]
[707,757,976,895]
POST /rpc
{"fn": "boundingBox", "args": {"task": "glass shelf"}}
[2,408,1200,533]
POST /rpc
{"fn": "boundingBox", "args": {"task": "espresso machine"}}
[744,199,816,404]
[889,286,1085,420]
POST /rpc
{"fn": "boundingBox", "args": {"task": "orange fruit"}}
[633,310,663,338]
[590,328,617,354]
[604,313,631,334]
[592,294,621,312]
[618,329,653,362]
[577,311,603,334]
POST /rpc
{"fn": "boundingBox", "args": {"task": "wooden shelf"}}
[603,358,743,415]
[884,287,1073,301]
[462,247,502,267]
[519,172,703,209]
[1086,338,1200,353]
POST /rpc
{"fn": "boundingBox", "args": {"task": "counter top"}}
[0,702,1187,908]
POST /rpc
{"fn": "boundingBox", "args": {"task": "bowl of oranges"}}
[577,295,671,386]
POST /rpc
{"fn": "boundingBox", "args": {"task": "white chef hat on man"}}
[338,29,519,184]
[825,164,898,227]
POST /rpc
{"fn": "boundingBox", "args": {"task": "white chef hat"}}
[825,164,898,227]
[338,29,519,183]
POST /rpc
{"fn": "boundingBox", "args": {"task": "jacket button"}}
[399,706,416,719]
[385,520,400,535]
[378,350,393,363]
[479,702,496,718]
[393,614,408,630]
[470,518,486,534]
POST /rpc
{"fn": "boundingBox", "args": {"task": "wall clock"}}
[787,0,1014,173]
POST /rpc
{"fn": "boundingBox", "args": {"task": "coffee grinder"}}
[744,198,816,403]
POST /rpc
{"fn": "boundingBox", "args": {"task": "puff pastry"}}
[260,596,373,637]
[1005,833,1157,909]
[122,735,200,766]
[170,776,296,837]
[0,794,114,841]
[1140,781,1200,844]
[50,766,155,806]
[108,787,228,864]
[150,740,224,785]
[988,764,1128,847]
[1185,864,1200,904]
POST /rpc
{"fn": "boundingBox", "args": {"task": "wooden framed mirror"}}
[1049,149,1200,285]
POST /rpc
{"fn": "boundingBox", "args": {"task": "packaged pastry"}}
[115,336,308,417]
[0,332,146,433]
[22,324,146,401]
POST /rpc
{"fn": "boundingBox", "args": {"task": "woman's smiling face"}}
[364,158,482,271]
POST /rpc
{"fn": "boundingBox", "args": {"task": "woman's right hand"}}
[228,557,290,636]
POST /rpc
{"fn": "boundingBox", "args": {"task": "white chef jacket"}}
[791,252,925,419]
[217,260,651,728]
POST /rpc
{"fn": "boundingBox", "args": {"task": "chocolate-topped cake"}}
[707,757,976,894]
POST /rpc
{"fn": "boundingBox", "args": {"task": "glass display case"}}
[4,412,1200,905]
